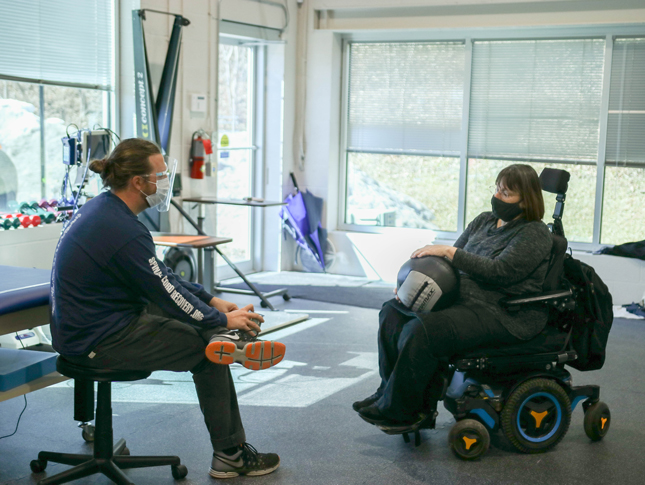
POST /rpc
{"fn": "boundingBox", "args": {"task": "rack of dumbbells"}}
[0,199,72,231]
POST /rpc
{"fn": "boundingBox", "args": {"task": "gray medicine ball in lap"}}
[396,256,460,312]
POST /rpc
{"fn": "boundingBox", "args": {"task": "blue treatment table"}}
[0,265,65,402]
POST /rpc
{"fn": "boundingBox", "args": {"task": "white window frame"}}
[338,24,645,251]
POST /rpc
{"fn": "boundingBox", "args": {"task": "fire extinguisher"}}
[190,132,205,179]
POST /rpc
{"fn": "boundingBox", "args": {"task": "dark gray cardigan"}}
[451,212,553,340]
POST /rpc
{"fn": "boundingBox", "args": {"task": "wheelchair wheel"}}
[449,419,490,460]
[501,378,571,454]
[584,401,610,441]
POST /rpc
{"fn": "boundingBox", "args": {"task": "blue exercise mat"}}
[0,348,58,392]
[0,265,51,317]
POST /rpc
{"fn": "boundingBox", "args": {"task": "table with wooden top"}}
[152,233,232,297]
[170,198,289,311]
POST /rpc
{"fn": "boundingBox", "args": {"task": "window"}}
[341,29,645,247]
[0,81,109,209]
[467,39,605,243]
[345,42,465,231]
[601,38,645,245]
[0,0,114,212]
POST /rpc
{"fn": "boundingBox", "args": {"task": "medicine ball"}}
[396,256,460,312]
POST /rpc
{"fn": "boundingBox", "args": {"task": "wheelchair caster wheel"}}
[81,424,95,442]
[584,401,610,441]
[283,294,291,301]
[172,464,188,479]
[30,459,47,473]
[449,419,490,460]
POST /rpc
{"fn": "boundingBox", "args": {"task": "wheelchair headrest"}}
[540,168,570,195]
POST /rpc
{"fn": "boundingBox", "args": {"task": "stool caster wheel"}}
[260,301,269,308]
[81,424,95,442]
[121,447,130,456]
[283,294,291,301]
[30,459,47,473]
[172,464,188,479]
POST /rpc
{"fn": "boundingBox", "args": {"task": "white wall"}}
[312,0,645,30]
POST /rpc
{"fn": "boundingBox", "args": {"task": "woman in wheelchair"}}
[354,164,554,428]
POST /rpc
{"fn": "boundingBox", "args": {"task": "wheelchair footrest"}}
[376,410,438,445]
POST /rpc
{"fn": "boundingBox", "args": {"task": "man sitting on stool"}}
[50,138,284,479]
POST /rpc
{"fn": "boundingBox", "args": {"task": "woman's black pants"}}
[375,300,521,420]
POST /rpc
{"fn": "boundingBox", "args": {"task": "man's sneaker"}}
[210,443,280,478]
[205,330,286,371]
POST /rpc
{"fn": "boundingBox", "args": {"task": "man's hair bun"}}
[89,158,109,174]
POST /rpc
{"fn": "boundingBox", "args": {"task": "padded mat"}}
[0,266,51,316]
[0,348,57,392]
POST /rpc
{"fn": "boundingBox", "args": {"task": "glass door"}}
[216,41,257,275]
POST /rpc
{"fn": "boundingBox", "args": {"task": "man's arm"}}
[166,267,213,304]
[169,268,239,312]
[112,236,227,328]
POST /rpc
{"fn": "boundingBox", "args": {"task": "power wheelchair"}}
[380,168,611,460]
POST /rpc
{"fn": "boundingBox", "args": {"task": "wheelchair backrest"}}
[543,234,568,291]
[539,168,571,292]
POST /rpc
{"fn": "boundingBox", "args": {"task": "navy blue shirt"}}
[51,191,227,356]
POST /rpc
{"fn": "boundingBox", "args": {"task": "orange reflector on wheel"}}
[530,410,549,428]
[462,436,477,450]
[601,417,607,429]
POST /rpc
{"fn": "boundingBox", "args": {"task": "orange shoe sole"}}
[205,340,286,371]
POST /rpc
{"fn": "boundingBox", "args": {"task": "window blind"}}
[347,42,465,157]
[606,38,645,166]
[468,39,605,164]
[0,0,114,89]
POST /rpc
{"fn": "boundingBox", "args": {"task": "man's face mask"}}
[140,158,177,212]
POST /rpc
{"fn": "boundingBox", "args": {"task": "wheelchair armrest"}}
[500,288,574,311]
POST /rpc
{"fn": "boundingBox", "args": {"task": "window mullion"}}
[594,35,614,246]
[458,38,473,234]
[38,84,45,199]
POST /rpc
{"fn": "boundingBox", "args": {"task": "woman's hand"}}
[209,296,239,313]
[411,244,457,260]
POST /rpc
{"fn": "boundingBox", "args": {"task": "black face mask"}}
[491,195,523,222]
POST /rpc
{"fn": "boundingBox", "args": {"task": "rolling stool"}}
[30,356,188,484]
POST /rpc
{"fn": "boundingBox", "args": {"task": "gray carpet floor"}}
[1,292,644,485]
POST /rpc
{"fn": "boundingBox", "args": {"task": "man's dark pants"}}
[65,310,245,451]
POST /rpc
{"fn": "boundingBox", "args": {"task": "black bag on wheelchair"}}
[558,254,613,371]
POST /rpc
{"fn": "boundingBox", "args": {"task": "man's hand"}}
[411,245,457,260]
[224,304,264,334]
[209,297,239,313]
